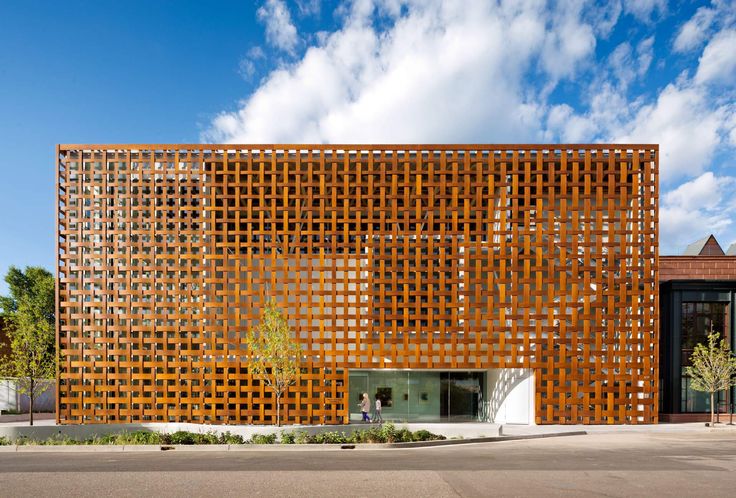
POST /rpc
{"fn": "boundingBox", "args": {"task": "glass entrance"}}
[348,370,485,422]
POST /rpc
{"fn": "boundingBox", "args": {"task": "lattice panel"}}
[57,145,658,424]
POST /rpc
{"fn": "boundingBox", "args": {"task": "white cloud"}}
[206,0,597,144]
[238,46,266,80]
[664,171,733,210]
[257,0,299,53]
[623,0,666,23]
[587,0,622,37]
[674,6,716,52]
[637,36,654,76]
[695,29,736,84]
[660,172,736,253]
[546,103,597,142]
[296,0,321,16]
[610,81,726,183]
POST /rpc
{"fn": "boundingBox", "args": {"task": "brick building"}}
[660,235,736,421]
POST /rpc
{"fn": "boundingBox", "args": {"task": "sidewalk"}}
[3,418,730,444]
[0,413,54,424]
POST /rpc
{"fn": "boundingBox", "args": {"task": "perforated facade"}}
[56,144,659,425]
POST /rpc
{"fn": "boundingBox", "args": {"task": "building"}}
[56,144,659,425]
[660,235,736,422]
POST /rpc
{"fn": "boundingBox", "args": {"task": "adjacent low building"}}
[660,235,736,422]
[56,144,659,425]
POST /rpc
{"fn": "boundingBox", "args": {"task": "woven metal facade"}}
[57,144,659,424]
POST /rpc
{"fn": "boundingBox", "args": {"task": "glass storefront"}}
[680,302,730,413]
[348,370,485,422]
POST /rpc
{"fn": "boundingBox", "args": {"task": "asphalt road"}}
[1,431,736,497]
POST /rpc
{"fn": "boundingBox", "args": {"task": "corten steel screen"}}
[56,144,659,425]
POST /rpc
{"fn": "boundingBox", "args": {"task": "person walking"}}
[372,394,383,423]
[359,392,371,422]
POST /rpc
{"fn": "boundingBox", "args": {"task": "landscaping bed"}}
[0,423,444,446]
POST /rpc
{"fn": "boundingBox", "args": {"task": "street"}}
[1,431,735,497]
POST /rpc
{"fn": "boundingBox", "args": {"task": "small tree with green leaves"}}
[0,266,56,425]
[246,299,300,426]
[686,332,736,425]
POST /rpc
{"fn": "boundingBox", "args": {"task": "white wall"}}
[0,378,55,414]
[486,369,534,425]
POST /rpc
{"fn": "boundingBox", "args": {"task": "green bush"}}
[312,431,349,444]
[293,430,312,444]
[165,431,220,445]
[96,431,162,445]
[411,429,445,442]
[0,426,446,446]
[395,428,414,442]
[250,433,277,444]
[218,431,245,445]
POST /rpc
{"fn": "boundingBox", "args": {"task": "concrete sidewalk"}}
[0,413,54,424]
[0,420,502,441]
[2,418,731,443]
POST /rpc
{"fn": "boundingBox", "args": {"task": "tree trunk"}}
[29,379,34,427]
[276,392,281,427]
[710,391,715,426]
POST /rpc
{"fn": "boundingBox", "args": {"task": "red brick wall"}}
[660,256,736,281]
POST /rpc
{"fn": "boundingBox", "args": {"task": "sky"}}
[1,0,735,294]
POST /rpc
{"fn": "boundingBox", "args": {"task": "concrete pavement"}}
[1,430,735,497]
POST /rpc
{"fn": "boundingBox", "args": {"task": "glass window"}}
[680,302,730,413]
[348,370,485,422]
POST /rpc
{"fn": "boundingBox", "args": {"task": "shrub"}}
[166,431,223,445]
[0,436,10,446]
[218,431,245,445]
[395,428,413,443]
[412,429,445,442]
[293,430,312,444]
[98,431,162,445]
[42,434,80,445]
[280,431,296,444]
[250,433,277,444]
[312,431,348,444]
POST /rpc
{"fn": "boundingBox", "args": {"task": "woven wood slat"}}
[57,145,658,424]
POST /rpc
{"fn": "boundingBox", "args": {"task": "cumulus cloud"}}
[674,6,716,52]
[206,0,596,144]
[661,172,736,253]
[610,81,726,183]
[695,29,736,84]
[607,36,653,89]
[623,0,666,23]
[257,0,299,53]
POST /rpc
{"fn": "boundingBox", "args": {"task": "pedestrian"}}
[373,394,383,423]
[359,392,371,422]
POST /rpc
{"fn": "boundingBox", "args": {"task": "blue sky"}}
[1,0,735,294]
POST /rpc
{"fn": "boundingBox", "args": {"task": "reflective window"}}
[680,302,729,413]
[348,370,485,422]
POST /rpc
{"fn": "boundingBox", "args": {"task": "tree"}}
[686,332,736,425]
[245,299,300,427]
[0,266,56,425]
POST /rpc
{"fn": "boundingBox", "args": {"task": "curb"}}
[0,431,586,452]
